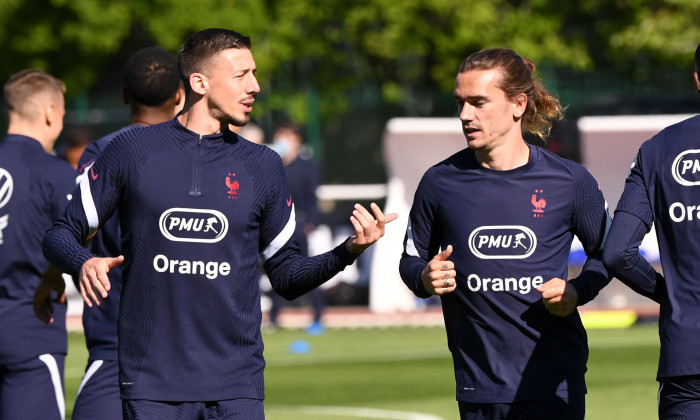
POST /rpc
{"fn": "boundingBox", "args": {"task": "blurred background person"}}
[35,46,183,420]
[269,122,325,334]
[238,121,265,145]
[55,124,94,170]
[0,69,76,420]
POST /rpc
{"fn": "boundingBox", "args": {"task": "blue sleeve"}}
[568,168,613,305]
[43,138,125,277]
[615,150,654,227]
[264,241,358,300]
[603,148,662,302]
[399,169,440,299]
[77,141,101,173]
[603,211,663,303]
[260,155,358,299]
[48,162,79,220]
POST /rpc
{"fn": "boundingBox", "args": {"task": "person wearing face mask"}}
[269,123,325,334]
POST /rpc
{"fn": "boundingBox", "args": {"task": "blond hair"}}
[3,69,66,121]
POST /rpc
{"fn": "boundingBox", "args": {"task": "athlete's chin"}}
[465,136,484,149]
[228,114,251,128]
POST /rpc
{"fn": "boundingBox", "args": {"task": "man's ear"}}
[513,93,528,119]
[694,72,700,93]
[190,73,208,96]
[44,101,55,127]
[174,87,184,106]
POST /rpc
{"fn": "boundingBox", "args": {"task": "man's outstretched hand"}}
[346,202,398,255]
[80,255,125,307]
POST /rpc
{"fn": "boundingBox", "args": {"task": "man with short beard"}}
[43,28,395,419]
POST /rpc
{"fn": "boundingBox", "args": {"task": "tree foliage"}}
[1,0,698,121]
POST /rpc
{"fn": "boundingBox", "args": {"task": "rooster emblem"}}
[226,173,240,196]
[531,193,546,214]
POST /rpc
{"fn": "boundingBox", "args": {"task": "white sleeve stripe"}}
[405,221,419,257]
[262,205,296,261]
[79,163,99,236]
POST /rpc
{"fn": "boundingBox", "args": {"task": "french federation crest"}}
[226,172,240,200]
[531,189,546,218]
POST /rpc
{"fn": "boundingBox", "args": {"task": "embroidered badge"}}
[531,189,546,218]
[226,173,240,200]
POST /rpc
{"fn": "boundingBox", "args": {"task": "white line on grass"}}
[269,405,444,420]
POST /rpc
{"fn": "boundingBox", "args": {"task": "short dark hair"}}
[695,42,700,73]
[274,122,304,140]
[123,47,180,107]
[178,28,252,94]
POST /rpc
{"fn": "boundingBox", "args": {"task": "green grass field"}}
[65,324,660,419]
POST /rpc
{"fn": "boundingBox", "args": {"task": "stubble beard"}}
[227,113,250,128]
[210,107,250,129]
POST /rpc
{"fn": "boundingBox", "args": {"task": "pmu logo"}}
[468,225,537,259]
[159,208,228,243]
[672,149,700,186]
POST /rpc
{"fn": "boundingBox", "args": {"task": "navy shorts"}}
[123,398,264,419]
[458,396,585,420]
[72,359,122,420]
[0,353,65,420]
[658,375,700,420]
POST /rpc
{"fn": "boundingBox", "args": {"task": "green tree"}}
[2,0,699,121]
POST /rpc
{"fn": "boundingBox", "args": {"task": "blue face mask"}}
[272,138,291,157]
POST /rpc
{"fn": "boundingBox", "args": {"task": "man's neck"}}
[177,105,223,136]
[6,122,51,153]
[130,107,174,127]
[475,138,531,171]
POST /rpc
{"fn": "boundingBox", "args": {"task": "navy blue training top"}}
[0,134,77,364]
[607,115,700,380]
[76,124,143,362]
[43,118,358,401]
[400,144,611,404]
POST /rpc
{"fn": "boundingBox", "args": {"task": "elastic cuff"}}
[70,248,97,278]
[332,240,359,266]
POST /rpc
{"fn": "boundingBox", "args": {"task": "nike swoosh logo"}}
[287,196,292,206]
[90,166,98,181]
[78,159,95,174]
